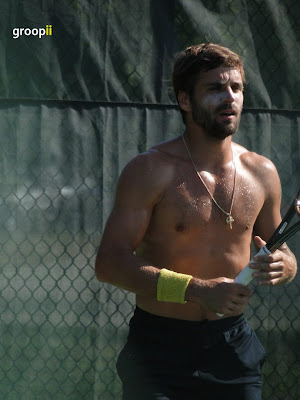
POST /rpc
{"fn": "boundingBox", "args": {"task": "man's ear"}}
[178,91,191,112]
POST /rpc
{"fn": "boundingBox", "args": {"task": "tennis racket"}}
[217,186,300,316]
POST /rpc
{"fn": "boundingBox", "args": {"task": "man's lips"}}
[217,107,238,119]
[218,108,237,116]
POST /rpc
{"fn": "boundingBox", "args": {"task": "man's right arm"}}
[95,151,168,296]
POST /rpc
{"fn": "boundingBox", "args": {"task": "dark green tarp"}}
[0,1,299,398]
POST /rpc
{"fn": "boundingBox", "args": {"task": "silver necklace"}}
[182,134,237,229]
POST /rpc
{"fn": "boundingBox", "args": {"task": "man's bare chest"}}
[149,171,264,235]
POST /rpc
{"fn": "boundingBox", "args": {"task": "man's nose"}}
[223,87,235,102]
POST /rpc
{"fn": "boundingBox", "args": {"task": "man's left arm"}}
[250,160,297,286]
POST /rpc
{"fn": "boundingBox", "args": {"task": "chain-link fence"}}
[0,1,299,399]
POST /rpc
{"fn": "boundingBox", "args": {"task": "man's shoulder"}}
[127,136,182,170]
[233,143,281,207]
[120,137,182,188]
[233,142,277,177]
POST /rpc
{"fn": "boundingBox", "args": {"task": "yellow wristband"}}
[157,268,192,304]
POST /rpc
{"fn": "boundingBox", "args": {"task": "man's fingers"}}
[252,262,283,274]
[257,277,282,286]
[232,283,252,296]
[252,249,282,264]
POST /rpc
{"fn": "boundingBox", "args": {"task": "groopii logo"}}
[12,25,53,39]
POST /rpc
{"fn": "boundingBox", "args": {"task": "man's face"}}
[190,67,244,140]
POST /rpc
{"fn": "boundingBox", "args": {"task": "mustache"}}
[215,105,240,114]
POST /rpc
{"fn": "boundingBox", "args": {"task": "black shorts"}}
[116,307,266,400]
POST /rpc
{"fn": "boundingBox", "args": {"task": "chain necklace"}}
[182,134,237,229]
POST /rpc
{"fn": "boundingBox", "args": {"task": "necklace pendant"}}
[226,214,234,229]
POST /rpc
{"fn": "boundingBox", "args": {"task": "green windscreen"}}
[0,1,299,399]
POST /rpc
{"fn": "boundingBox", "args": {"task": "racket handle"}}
[234,245,271,285]
[216,246,271,317]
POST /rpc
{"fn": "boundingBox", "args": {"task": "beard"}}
[191,100,241,140]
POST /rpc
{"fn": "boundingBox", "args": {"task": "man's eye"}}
[232,85,243,92]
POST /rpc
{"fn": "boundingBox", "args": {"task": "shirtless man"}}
[95,44,297,400]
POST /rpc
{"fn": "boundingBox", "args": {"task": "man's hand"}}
[249,236,297,285]
[188,277,252,316]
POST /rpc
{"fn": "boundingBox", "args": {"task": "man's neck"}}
[182,128,234,170]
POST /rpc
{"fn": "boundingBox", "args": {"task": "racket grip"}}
[234,245,271,285]
[216,245,271,317]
